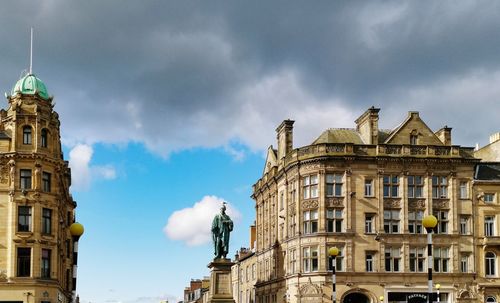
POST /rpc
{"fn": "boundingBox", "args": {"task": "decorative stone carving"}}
[326,197,344,207]
[433,199,449,209]
[302,200,319,209]
[408,199,426,209]
[383,198,401,208]
[0,270,6,281]
[0,162,8,184]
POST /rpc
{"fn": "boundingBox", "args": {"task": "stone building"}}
[0,73,80,303]
[248,107,499,303]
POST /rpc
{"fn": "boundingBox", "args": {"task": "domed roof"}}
[11,74,49,100]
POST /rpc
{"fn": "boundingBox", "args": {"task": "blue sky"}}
[1,1,500,302]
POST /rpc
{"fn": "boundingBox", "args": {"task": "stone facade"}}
[245,108,500,303]
[0,74,78,303]
[232,248,257,303]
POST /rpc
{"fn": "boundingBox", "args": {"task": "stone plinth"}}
[207,259,235,303]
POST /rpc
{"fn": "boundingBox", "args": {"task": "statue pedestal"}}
[207,259,235,303]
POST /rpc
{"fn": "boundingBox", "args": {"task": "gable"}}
[262,146,277,176]
[385,112,443,145]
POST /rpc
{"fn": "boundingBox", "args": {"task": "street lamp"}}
[70,222,84,303]
[328,247,339,303]
[435,283,441,303]
[379,295,384,302]
[422,215,437,303]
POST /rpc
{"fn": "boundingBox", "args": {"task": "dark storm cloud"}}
[0,1,499,155]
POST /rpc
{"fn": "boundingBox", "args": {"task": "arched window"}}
[485,252,496,276]
[486,296,497,303]
[41,129,48,148]
[22,126,32,145]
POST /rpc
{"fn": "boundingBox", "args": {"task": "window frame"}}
[17,247,31,277]
[365,253,374,272]
[434,210,449,234]
[407,175,424,198]
[20,169,32,190]
[303,175,319,199]
[326,208,343,233]
[41,249,51,279]
[432,176,448,199]
[383,209,400,234]
[409,247,426,272]
[303,246,319,273]
[485,216,495,237]
[303,209,318,234]
[42,171,51,192]
[22,125,32,145]
[41,128,48,148]
[485,252,496,277]
[459,181,468,199]
[433,247,450,273]
[365,214,374,234]
[325,173,343,197]
[384,246,401,272]
[364,179,373,197]
[408,210,424,234]
[42,208,52,235]
[383,175,399,198]
[18,206,32,232]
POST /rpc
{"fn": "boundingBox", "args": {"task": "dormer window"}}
[410,129,419,145]
[410,135,418,145]
[41,129,48,148]
[23,126,32,145]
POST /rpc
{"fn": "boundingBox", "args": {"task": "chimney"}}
[276,120,294,160]
[490,132,500,144]
[355,106,380,144]
[435,126,452,146]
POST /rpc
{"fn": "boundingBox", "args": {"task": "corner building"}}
[251,107,500,303]
[0,74,78,303]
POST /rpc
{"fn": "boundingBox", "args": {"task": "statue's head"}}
[221,202,227,214]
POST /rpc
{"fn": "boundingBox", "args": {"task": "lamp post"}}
[328,247,339,303]
[435,284,441,303]
[422,215,437,303]
[70,222,84,303]
[379,295,384,303]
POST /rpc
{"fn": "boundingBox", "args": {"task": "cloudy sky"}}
[1,1,500,302]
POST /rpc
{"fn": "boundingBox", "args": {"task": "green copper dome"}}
[11,74,49,100]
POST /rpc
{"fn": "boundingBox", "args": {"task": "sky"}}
[1,1,500,302]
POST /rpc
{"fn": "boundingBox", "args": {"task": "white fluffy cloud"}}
[164,195,241,246]
[69,144,117,191]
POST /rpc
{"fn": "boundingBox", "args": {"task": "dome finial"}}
[29,27,33,75]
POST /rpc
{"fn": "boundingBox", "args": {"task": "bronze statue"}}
[211,202,233,259]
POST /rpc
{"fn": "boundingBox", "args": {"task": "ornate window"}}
[484,193,495,203]
[42,172,51,192]
[288,249,296,274]
[460,216,470,235]
[383,175,399,198]
[409,247,425,272]
[365,214,374,234]
[366,253,374,272]
[303,210,318,234]
[23,126,32,145]
[432,176,448,198]
[461,254,469,273]
[303,246,318,272]
[364,179,373,197]
[42,208,52,235]
[408,210,424,234]
[486,252,496,277]
[18,206,32,232]
[459,181,468,199]
[41,249,51,278]
[384,209,400,233]
[303,175,318,199]
[385,246,401,272]
[434,210,449,234]
[17,247,31,277]
[41,128,48,148]
[408,176,424,198]
[433,247,450,272]
[20,169,32,190]
[326,208,342,232]
[326,173,343,197]
[485,216,495,237]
